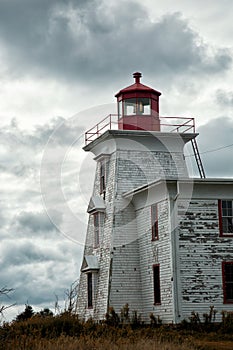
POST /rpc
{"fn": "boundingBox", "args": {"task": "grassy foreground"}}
[0,335,197,350]
[1,311,233,350]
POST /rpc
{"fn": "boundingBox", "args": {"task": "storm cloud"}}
[0,0,231,84]
[216,89,233,107]
[0,117,85,316]
[197,117,233,177]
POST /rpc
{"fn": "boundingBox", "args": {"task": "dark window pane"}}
[153,265,161,304]
[94,213,99,228]
[222,209,227,216]
[100,161,106,195]
[222,201,227,209]
[227,218,233,233]
[87,273,93,308]
[224,263,233,302]
[222,218,228,233]
[151,204,158,240]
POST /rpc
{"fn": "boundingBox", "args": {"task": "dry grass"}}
[1,310,233,350]
[193,340,233,350]
[2,335,198,350]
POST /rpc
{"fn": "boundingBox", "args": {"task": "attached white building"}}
[76,73,233,323]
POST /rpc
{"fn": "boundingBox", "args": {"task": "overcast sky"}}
[0,0,233,321]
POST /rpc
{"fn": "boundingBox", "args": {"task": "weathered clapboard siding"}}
[109,239,143,314]
[93,154,116,320]
[178,199,233,322]
[107,148,187,318]
[136,199,174,323]
[116,150,188,193]
[75,213,93,319]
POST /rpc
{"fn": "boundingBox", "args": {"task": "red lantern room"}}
[115,72,161,131]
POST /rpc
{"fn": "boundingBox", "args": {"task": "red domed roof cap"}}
[115,72,161,98]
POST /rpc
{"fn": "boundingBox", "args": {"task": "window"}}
[87,273,93,308]
[138,98,151,115]
[218,200,233,236]
[124,98,137,115]
[100,161,106,197]
[222,262,233,304]
[123,98,151,116]
[118,100,123,119]
[151,204,158,241]
[93,212,104,247]
[153,264,161,305]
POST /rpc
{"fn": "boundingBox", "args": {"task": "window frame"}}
[218,200,233,237]
[151,203,159,241]
[87,273,93,308]
[153,264,161,305]
[100,160,106,198]
[93,212,104,248]
[222,261,233,304]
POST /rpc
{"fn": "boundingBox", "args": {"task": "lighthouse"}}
[76,73,233,323]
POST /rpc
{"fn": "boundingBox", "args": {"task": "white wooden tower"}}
[76,72,205,323]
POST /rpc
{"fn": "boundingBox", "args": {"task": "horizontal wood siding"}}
[116,150,188,193]
[136,199,174,323]
[178,199,233,322]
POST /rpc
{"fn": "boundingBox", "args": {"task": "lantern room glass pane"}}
[118,101,122,119]
[124,98,136,115]
[123,98,151,116]
[137,98,151,115]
